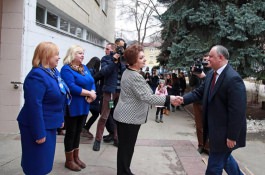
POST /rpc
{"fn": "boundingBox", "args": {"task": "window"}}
[76,27,83,38]
[60,18,69,32]
[70,23,77,35]
[70,23,83,38]
[35,4,103,45]
[101,0,108,14]
[36,6,45,24]
[47,11,58,27]
[86,31,90,40]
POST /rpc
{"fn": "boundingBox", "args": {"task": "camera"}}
[115,46,126,63]
[110,38,127,64]
[110,48,125,64]
[190,58,208,74]
[115,46,125,56]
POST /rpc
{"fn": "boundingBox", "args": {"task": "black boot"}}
[155,115,159,123]
[160,115,163,123]
[103,134,114,143]
[93,140,101,151]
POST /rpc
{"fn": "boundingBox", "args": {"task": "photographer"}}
[189,54,211,154]
[93,38,127,151]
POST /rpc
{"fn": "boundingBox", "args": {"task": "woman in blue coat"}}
[61,45,96,171]
[17,42,70,175]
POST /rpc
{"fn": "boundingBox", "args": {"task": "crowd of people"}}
[16,41,246,175]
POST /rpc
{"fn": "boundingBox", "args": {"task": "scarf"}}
[69,63,85,75]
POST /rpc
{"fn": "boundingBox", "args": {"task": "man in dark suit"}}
[182,45,246,175]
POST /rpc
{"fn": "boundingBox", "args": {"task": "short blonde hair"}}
[63,45,84,65]
[32,42,59,67]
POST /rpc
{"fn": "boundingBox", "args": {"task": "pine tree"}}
[159,0,265,80]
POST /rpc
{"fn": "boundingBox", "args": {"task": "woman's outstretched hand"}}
[170,96,183,106]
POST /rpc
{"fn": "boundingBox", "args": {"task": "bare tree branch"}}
[115,0,166,43]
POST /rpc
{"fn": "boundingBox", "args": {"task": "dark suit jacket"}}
[183,64,247,152]
[99,55,126,93]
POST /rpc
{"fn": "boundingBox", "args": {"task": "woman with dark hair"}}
[81,57,101,139]
[150,69,159,94]
[113,44,181,175]
[144,72,152,88]
[86,56,101,72]
[171,73,181,111]
[179,72,187,96]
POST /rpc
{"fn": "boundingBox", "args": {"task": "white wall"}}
[0,0,107,133]
[22,0,105,79]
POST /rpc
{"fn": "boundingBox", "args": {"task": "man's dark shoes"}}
[197,146,209,155]
[203,148,209,155]
[103,134,114,143]
[93,140,101,151]
[113,139,119,147]
[197,146,204,154]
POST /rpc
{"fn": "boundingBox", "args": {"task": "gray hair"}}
[214,45,229,60]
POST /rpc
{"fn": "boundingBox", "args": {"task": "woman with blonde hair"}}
[17,41,70,175]
[61,45,96,171]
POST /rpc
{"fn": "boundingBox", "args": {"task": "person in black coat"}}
[81,57,101,139]
[171,73,180,111]
[178,72,186,96]
[150,69,159,94]
[189,54,212,154]
[93,39,127,151]
[144,72,152,88]
[182,45,246,175]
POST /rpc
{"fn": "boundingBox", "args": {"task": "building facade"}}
[0,0,116,133]
[142,42,161,72]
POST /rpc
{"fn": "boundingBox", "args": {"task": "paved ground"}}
[0,106,263,175]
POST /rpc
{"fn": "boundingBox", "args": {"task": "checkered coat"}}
[114,69,168,125]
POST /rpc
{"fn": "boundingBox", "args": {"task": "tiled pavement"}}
[0,106,258,175]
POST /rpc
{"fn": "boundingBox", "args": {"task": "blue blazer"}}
[17,67,65,140]
[100,55,126,93]
[61,64,95,117]
[183,64,247,152]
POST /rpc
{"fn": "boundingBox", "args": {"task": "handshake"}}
[170,96,183,106]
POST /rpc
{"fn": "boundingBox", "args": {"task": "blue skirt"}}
[19,124,57,175]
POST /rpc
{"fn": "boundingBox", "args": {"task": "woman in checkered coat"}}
[114,44,179,175]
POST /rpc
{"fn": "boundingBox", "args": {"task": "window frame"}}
[36,3,103,46]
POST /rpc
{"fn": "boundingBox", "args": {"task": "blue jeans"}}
[206,151,243,175]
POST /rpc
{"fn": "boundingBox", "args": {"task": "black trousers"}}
[116,121,141,175]
[84,108,100,131]
[156,107,165,116]
[64,115,86,152]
